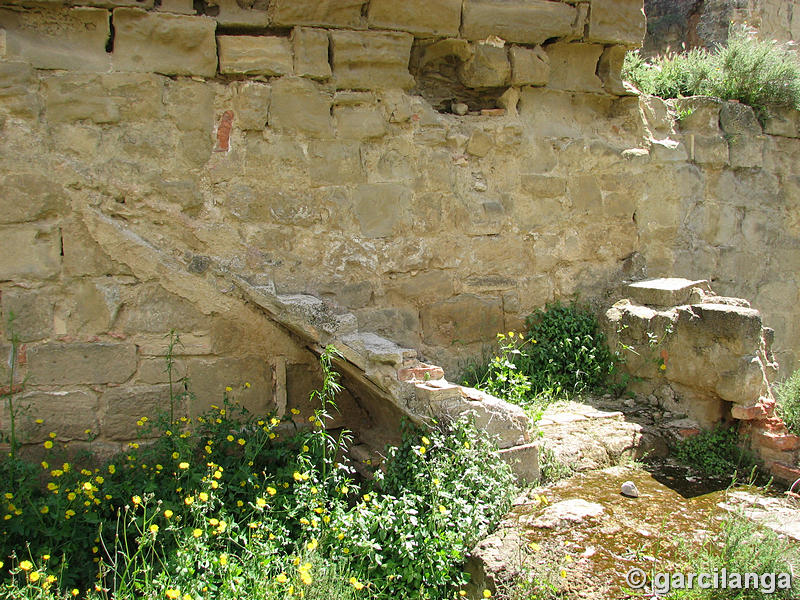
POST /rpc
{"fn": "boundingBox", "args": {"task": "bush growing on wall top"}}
[622,26,800,122]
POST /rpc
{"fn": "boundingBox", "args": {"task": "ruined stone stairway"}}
[81,206,539,480]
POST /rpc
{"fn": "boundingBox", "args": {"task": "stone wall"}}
[1,0,800,449]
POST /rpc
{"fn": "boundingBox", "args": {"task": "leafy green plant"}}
[520,301,616,399]
[0,344,516,600]
[622,27,800,122]
[462,302,617,412]
[674,427,756,478]
[537,447,573,485]
[672,510,799,599]
[776,368,800,436]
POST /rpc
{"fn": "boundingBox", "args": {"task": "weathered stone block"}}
[0,7,111,72]
[269,76,333,137]
[113,8,217,77]
[28,343,137,385]
[218,35,292,76]
[421,295,504,346]
[156,0,195,14]
[1,288,53,342]
[292,27,331,80]
[62,216,126,277]
[498,442,540,483]
[330,30,414,90]
[44,74,120,124]
[0,173,65,225]
[271,0,366,28]
[466,130,493,157]
[690,134,730,166]
[587,0,646,46]
[308,140,365,184]
[9,391,98,443]
[334,106,387,139]
[0,226,61,280]
[234,81,270,130]
[720,102,762,136]
[728,135,764,169]
[186,356,271,416]
[521,174,566,198]
[101,384,171,440]
[764,107,800,138]
[545,43,603,93]
[367,0,461,37]
[117,284,206,334]
[509,45,549,86]
[458,44,510,89]
[461,0,577,45]
[138,356,188,384]
[214,0,269,28]
[627,278,710,307]
[0,61,34,89]
[354,306,420,348]
[352,183,412,238]
[675,96,722,134]
[68,280,117,335]
[568,174,602,212]
[597,45,628,95]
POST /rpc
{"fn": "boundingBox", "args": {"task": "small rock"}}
[451,102,468,116]
[623,398,635,408]
[621,481,640,498]
[523,499,605,529]
[648,394,658,406]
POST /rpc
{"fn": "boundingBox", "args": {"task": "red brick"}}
[754,416,788,433]
[769,461,800,484]
[397,364,444,382]
[679,427,701,438]
[215,110,234,152]
[754,430,800,451]
[732,403,769,420]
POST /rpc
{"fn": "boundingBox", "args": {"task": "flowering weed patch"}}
[0,346,515,600]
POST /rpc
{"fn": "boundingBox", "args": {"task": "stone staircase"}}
[81,206,539,481]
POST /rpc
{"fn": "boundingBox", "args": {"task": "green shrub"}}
[622,27,800,121]
[520,301,616,398]
[461,302,617,411]
[674,427,756,477]
[776,368,800,436]
[623,47,716,100]
[0,346,515,600]
[673,511,800,600]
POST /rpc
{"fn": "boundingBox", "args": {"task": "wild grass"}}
[623,27,800,122]
[776,368,800,436]
[672,510,799,599]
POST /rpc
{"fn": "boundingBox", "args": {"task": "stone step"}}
[626,277,710,307]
